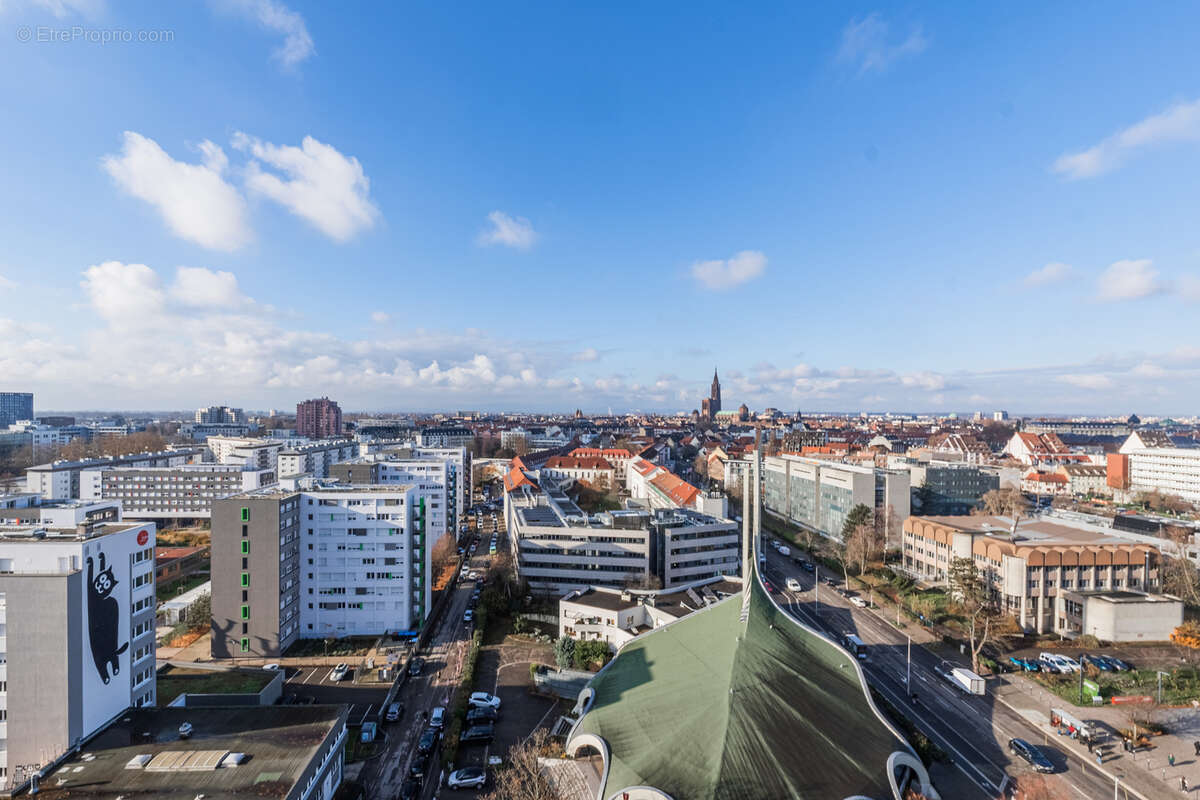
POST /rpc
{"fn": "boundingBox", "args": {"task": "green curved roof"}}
[573,578,907,800]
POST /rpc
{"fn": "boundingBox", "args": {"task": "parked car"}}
[399,778,422,800]
[1009,656,1039,672]
[408,750,430,779]
[417,727,440,754]
[464,609,474,624]
[430,706,446,729]
[466,705,498,725]
[1039,653,1077,673]
[408,657,424,676]
[467,691,501,710]
[1080,654,1112,671]
[849,596,868,608]
[1036,655,1061,674]
[1106,655,1134,671]
[459,723,495,744]
[1009,738,1055,773]
[385,702,403,722]
[262,663,281,671]
[447,767,488,789]
[762,579,775,593]
[330,663,350,681]
[785,577,802,592]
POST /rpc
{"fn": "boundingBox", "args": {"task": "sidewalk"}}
[995,674,1194,800]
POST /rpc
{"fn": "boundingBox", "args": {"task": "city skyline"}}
[4,2,1200,413]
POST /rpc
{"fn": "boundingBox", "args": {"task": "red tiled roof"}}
[569,448,633,460]
[545,456,615,471]
[503,468,537,493]
[649,470,700,507]
[630,457,660,476]
[156,546,206,563]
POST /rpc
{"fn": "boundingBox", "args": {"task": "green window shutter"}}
[241,540,250,555]
[241,507,250,521]
[241,572,249,587]
[240,637,249,652]
[241,605,250,620]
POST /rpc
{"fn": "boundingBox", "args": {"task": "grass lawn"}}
[1034,666,1200,707]
[283,635,377,658]
[156,666,274,701]
[157,572,210,602]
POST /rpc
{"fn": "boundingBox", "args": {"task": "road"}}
[360,513,506,800]
[760,543,1128,800]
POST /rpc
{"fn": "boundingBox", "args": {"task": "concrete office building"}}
[0,392,33,428]
[211,484,430,659]
[0,520,157,790]
[180,421,255,440]
[0,495,122,527]
[330,456,453,543]
[25,448,204,500]
[415,425,473,449]
[1060,590,1183,642]
[504,470,739,595]
[901,515,1163,634]
[194,405,247,424]
[500,428,530,453]
[277,439,360,479]
[1108,431,1200,503]
[762,454,910,539]
[207,436,284,471]
[80,463,277,520]
[904,460,999,515]
[296,398,343,440]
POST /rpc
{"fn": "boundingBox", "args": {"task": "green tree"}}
[554,635,575,670]
[841,504,873,540]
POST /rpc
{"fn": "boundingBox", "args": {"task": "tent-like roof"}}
[568,576,934,800]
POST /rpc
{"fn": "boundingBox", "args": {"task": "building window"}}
[241,572,250,587]
[241,605,250,619]
[241,540,250,555]
[240,637,249,652]
[241,507,250,521]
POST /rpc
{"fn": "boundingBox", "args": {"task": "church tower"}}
[710,368,722,416]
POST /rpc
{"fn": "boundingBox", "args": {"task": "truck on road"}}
[935,661,985,695]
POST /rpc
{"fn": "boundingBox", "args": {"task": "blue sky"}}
[2,1,1199,415]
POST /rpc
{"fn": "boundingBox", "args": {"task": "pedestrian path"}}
[995,674,1195,800]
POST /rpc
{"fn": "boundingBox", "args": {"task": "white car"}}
[430,705,446,728]
[447,767,487,789]
[1040,652,1078,672]
[467,691,501,710]
[849,596,868,608]
[785,578,802,592]
[262,663,281,671]
[330,663,349,681]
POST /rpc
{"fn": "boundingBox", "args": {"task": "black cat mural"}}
[87,551,128,684]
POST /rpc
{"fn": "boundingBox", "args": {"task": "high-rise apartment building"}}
[0,392,33,427]
[0,520,157,789]
[211,484,430,659]
[296,398,343,439]
[194,405,247,424]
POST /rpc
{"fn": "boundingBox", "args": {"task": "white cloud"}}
[1024,261,1072,287]
[571,348,600,363]
[0,274,15,290]
[477,211,537,250]
[102,132,252,251]
[1131,362,1167,378]
[1058,374,1114,390]
[216,0,314,68]
[169,266,248,308]
[21,0,103,17]
[690,250,767,290]
[370,311,390,324]
[900,371,946,392]
[80,261,166,323]
[233,132,379,242]
[837,13,928,75]
[1096,259,1164,301]
[1053,98,1200,180]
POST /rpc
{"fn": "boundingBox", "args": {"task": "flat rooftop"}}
[1072,590,1181,604]
[0,521,144,543]
[234,482,415,498]
[36,705,346,800]
[919,514,1137,547]
[564,578,743,616]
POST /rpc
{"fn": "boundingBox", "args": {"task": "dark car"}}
[801,561,816,573]
[1009,738,1054,773]
[408,751,430,779]
[408,657,425,676]
[1080,654,1112,671]
[459,723,495,743]
[466,705,498,725]
[417,727,440,754]
[398,777,422,800]
[1106,655,1133,671]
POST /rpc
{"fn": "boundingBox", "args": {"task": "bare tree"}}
[1162,526,1200,605]
[479,729,588,800]
[979,488,1029,518]
[844,522,874,576]
[431,533,457,576]
[948,556,1016,673]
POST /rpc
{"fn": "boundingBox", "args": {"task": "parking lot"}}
[280,665,390,727]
